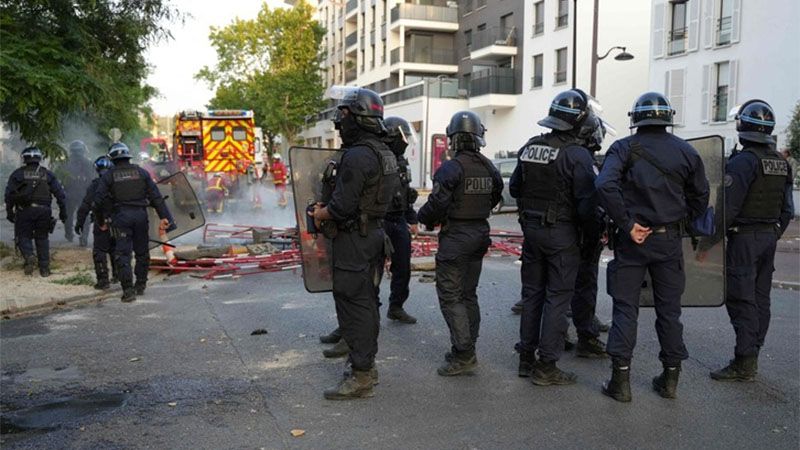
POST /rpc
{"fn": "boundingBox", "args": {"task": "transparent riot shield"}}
[640,135,725,307]
[289,146,343,293]
[148,172,206,249]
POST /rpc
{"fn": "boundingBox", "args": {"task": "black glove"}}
[59,210,67,223]
[6,211,15,223]
[74,224,83,236]
[165,222,177,233]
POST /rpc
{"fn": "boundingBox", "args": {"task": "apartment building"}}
[649,0,800,151]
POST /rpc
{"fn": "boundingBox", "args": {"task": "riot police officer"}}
[381,116,420,324]
[4,146,67,276]
[94,143,175,303]
[710,100,794,382]
[63,140,94,246]
[596,92,709,402]
[417,111,503,377]
[309,87,399,400]
[75,156,117,290]
[509,89,603,386]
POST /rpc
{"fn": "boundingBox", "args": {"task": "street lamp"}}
[588,0,634,97]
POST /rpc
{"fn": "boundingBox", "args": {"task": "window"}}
[210,127,225,141]
[499,161,516,178]
[463,0,472,15]
[717,0,733,45]
[477,23,486,32]
[556,0,568,29]
[464,29,472,48]
[668,1,687,55]
[500,13,513,31]
[232,127,246,141]
[713,62,730,122]
[555,47,567,84]
[531,53,543,88]
[533,1,544,36]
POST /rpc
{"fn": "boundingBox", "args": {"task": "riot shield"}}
[148,172,206,249]
[640,135,725,307]
[289,146,342,293]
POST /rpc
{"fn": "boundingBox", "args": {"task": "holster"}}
[48,217,56,234]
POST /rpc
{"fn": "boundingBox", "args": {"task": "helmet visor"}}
[325,85,359,102]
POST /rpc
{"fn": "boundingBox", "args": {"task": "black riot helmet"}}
[446,110,486,152]
[21,146,43,164]
[576,112,607,152]
[538,89,591,132]
[94,155,113,174]
[628,92,675,128]
[107,142,132,161]
[332,87,387,136]
[384,116,415,156]
[735,99,776,145]
[69,140,88,157]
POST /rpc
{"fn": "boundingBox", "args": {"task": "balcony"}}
[390,4,458,32]
[390,46,458,74]
[380,77,462,106]
[382,83,425,106]
[668,27,687,55]
[345,31,358,51]
[716,16,732,46]
[345,67,357,83]
[345,0,358,18]
[470,26,517,61]
[469,68,517,110]
[556,14,568,29]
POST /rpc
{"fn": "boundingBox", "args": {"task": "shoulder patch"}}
[519,145,559,164]
[723,174,733,187]
[761,159,788,177]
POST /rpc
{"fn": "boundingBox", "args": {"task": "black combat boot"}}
[387,306,417,324]
[319,327,342,344]
[134,282,146,296]
[518,351,536,378]
[652,364,680,399]
[39,267,51,277]
[602,362,631,402]
[23,255,36,276]
[437,354,477,376]
[121,287,136,303]
[511,300,523,315]
[531,360,577,386]
[322,339,350,358]
[576,337,608,359]
[710,355,757,382]
[323,370,375,400]
[593,315,611,333]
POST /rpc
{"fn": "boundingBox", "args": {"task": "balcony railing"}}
[472,26,517,51]
[532,22,544,36]
[554,70,567,84]
[716,16,732,45]
[391,47,457,65]
[382,83,425,106]
[345,31,357,48]
[380,77,462,106]
[556,14,569,28]
[470,68,516,96]
[346,0,357,15]
[390,4,458,24]
[668,27,687,55]
[345,68,357,82]
[530,75,543,89]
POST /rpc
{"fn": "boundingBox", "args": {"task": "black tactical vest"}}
[518,133,573,223]
[110,165,148,204]
[356,137,400,218]
[22,166,51,205]
[449,151,495,220]
[739,146,789,220]
[388,156,412,214]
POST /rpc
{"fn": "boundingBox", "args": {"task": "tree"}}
[198,0,325,148]
[787,100,800,160]
[0,0,180,157]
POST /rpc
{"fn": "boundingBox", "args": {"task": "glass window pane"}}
[232,127,247,141]
[211,128,225,141]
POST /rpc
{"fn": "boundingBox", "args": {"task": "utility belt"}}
[728,222,779,234]
[337,216,384,234]
[18,202,51,210]
[650,222,683,234]
[519,209,573,227]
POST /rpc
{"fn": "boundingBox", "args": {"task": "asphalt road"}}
[1,223,798,448]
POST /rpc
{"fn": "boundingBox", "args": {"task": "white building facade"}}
[649,0,800,151]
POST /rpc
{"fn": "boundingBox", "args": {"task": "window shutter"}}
[688,0,701,51]
[702,0,714,48]
[727,59,738,111]
[701,64,710,123]
[669,69,686,126]
[731,0,742,43]
[652,2,666,59]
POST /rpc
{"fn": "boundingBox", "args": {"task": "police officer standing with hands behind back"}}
[94,143,175,303]
[709,100,794,382]
[510,89,604,386]
[4,146,67,277]
[417,111,503,377]
[309,87,399,400]
[596,92,709,402]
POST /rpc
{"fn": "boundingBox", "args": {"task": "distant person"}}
[270,154,288,207]
[62,140,93,246]
[4,146,67,277]
[205,172,228,214]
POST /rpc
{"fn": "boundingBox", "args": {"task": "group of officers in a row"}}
[4,142,175,302]
[307,86,794,401]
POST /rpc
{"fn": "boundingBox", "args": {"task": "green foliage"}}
[0,0,180,158]
[52,272,95,286]
[787,100,800,160]
[198,0,325,146]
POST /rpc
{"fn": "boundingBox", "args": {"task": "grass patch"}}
[0,242,14,259]
[52,272,95,286]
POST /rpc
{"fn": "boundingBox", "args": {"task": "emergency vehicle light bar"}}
[207,110,253,118]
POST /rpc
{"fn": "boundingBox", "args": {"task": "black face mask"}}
[338,112,362,146]
[389,138,408,156]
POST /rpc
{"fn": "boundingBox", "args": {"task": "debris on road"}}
[251,329,268,336]
[128,357,140,363]
[290,429,306,437]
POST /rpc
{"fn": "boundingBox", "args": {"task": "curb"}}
[772,280,800,291]
[1,287,122,320]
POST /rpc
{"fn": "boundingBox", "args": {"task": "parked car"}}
[491,158,518,213]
